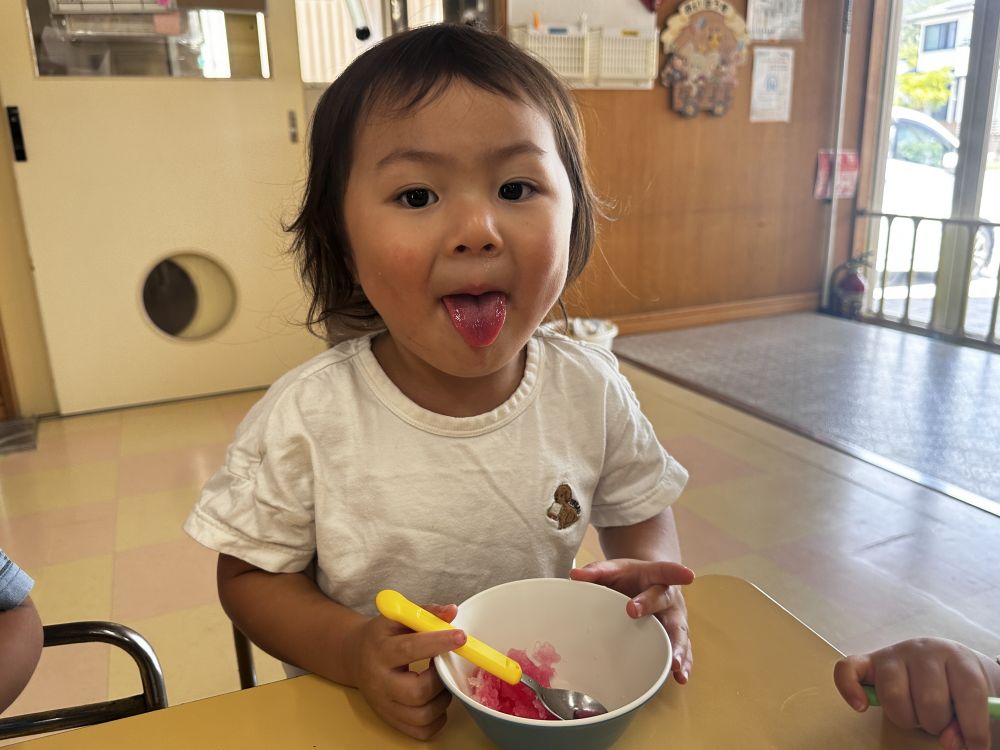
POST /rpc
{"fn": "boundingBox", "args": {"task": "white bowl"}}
[435,578,672,750]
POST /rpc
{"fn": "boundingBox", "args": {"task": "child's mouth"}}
[441,291,507,347]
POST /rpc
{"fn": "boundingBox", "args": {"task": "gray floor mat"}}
[613,312,1000,514]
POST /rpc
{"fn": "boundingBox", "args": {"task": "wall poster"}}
[746,0,804,41]
[749,46,794,122]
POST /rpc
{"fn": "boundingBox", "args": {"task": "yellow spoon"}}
[375,589,608,720]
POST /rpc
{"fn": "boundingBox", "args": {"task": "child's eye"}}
[498,182,534,201]
[397,188,437,208]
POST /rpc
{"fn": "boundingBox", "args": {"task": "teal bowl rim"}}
[434,577,672,727]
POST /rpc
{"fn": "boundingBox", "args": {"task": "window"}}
[923,21,958,51]
[892,121,950,166]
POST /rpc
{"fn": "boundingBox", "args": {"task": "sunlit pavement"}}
[872,275,999,338]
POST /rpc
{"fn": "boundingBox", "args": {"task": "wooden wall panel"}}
[564,0,874,328]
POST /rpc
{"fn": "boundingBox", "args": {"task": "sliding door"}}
[863,0,1000,348]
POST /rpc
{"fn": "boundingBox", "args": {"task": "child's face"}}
[343,81,574,382]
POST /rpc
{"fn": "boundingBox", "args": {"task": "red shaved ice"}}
[468,642,561,720]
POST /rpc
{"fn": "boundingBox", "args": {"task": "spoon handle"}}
[375,589,523,685]
[864,685,1000,718]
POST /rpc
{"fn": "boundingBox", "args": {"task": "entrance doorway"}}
[858,0,1000,348]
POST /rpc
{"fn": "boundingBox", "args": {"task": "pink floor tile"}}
[112,538,219,622]
[0,427,121,476]
[116,444,226,497]
[0,502,116,569]
[661,435,762,491]
[4,642,108,717]
[671,504,752,570]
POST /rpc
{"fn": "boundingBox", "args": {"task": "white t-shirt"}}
[184,329,687,619]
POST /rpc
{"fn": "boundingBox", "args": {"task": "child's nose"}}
[450,202,502,255]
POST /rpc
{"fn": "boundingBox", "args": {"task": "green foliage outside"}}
[894,1,956,116]
[895,67,953,114]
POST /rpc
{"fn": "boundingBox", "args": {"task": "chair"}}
[0,621,167,740]
[232,624,257,689]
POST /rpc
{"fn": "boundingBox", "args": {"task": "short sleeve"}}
[183,390,319,573]
[0,550,34,611]
[589,369,688,528]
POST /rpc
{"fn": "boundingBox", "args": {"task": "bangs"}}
[359,29,538,122]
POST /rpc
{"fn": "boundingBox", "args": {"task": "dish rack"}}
[509,25,658,89]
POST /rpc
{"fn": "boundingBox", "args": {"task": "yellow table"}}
[15,575,933,748]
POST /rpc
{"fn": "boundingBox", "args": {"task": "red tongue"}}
[442,292,507,347]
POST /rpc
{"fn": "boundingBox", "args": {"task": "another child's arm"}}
[834,638,1000,750]
[0,595,43,713]
[217,554,466,740]
[570,507,694,683]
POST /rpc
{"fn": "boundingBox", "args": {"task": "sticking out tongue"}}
[442,291,507,347]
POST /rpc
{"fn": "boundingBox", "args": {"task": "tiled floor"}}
[1,366,998,738]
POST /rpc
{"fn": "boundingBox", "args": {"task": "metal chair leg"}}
[232,624,257,689]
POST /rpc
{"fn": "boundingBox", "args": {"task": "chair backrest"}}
[0,621,167,740]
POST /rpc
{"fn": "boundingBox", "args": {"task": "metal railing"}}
[855,209,1000,351]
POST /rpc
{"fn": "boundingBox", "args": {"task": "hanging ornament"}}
[659,0,750,118]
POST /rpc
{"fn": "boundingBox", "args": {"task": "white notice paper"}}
[747,0,804,41]
[750,47,794,122]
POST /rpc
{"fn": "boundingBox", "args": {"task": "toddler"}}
[185,22,692,740]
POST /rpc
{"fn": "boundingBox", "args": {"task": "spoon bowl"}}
[521,674,608,720]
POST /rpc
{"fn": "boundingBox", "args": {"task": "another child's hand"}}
[570,560,695,684]
[834,637,998,750]
[348,603,466,741]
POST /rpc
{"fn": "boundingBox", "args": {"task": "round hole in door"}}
[142,253,236,340]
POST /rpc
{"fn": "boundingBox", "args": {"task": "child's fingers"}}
[395,688,451,726]
[381,705,449,742]
[670,625,692,684]
[380,671,452,740]
[422,602,459,624]
[627,583,667,618]
[381,628,467,671]
[937,719,964,750]
[833,654,875,711]
[908,656,953,735]
[873,658,919,730]
[570,560,621,584]
[634,561,695,591]
[654,605,692,684]
[389,660,448,707]
[946,658,990,750]
[571,560,694,596]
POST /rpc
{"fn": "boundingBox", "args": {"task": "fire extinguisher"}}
[828,257,867,319]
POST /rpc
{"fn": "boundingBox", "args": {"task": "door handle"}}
[5,106,26,162]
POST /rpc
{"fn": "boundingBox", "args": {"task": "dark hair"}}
[287,22,601,341]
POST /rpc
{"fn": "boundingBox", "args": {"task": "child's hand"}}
[570,560,695,684]
[834,638,998,750]
[349,603,466,740]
